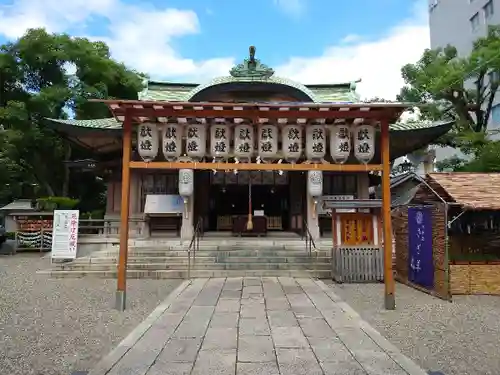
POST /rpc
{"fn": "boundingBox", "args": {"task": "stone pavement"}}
[89,278,428,375]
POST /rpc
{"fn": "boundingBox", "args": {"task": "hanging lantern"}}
[353,124,375,164]
[330,124,351,164]
[282,124,302,162]
[162,124,181,161]
[258,124,278,160]
[137,123,159,162]
[178,169,194,197]
[234,124,254,160]
[185,124,206,160]
[306,124,326,161]
[307,171,323,197]
[178,169,194,219]
[210,123,230,159]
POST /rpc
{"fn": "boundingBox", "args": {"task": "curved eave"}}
[45,118,122,153]
[44,118,453,160]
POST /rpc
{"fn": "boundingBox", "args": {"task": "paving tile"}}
[265,298,290,311]
[354,350,408,375]
[156,337,203,363]
[243,285,263,294]
[271,326,309,348]
[154,313,185,329]
[215,299,241,313]
[239,317,271,336]
[191,349,236,375]
[276,348,323,375]
[240,305,267,319]
[298,317,335,338]
[308,337,355,363]
[282,286,302,294]
[241,296,264,305]
[210,312,239,328]
[236,362,280,375]
[320,360,367,375]
[238,335,276,363]
[220,290,242,299]
[146,362,193,375]
[293,306,323,319]
[335,327,381,352]
[202,328,238,350]
[243,278,262,286]
[267,310,298,328]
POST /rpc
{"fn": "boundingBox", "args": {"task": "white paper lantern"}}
[137,123,159,162]
[234,124,254,160]
[210,124,230,158]
[258,124,278,160]
[282,124,302,162]
[330,124,351,164]
[306,125,326,160]
[307,171,323,197]
[178,169,194,197]
[185,124,206,160]
[162,124,181,161]
[353,124,375,164]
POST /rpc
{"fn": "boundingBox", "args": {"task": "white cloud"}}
[0,0,234,81]
[276,0,430,100]
[0,0,429,99]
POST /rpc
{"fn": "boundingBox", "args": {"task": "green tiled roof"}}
[139,79,358,103]
[46,118,122,129]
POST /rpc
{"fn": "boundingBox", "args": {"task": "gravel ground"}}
[0,253,181,375]
[326,281,500,375]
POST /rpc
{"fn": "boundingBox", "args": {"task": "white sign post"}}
[51,210,80,260]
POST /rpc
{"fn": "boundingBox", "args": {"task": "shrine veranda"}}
[46,48,453,309]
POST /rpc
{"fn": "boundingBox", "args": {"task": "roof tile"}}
[427,173,500,210]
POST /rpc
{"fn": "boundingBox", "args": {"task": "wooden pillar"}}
[381,118,395,310]
[116,110,132,311]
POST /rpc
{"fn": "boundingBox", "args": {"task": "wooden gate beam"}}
[129,161,383,172]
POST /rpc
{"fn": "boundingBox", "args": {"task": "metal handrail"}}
[301,217,317,257]
[187,217,203,279]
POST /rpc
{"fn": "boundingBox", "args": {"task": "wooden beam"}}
[129,161,383,172]
[381,118,395,310]
[116,111,132,311]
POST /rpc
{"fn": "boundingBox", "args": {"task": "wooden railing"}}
[331,246,384,283]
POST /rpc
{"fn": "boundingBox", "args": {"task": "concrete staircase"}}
[40,237,333,279]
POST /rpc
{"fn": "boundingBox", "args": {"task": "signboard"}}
[144,194,183,215]
[408,206,434,288]
[51,210,79,259]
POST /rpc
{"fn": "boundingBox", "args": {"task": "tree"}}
[397,25,500,148]
[0,28,144,204]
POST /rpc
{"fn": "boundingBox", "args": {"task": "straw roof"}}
[427,173,500,210]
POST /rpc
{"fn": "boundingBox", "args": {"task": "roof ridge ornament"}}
[229,46,275,79]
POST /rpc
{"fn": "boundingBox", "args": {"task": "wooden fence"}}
[331,246,384,283]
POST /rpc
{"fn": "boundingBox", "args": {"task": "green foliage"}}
[0,28,144,208]
[36,197,80,211]
[398,25,500,148]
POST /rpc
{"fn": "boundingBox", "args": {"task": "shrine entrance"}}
[206,170,290,234]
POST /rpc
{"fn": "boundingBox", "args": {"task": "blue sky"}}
[0,0,429,99]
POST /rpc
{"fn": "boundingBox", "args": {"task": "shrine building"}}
[46,48,453,244]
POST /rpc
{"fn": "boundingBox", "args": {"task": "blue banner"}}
[408,206,434,289]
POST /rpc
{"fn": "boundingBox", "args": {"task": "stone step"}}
[70,256,332,264]
[39,269,332,279]
[93,249,331,258]
[55,262,331,271]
